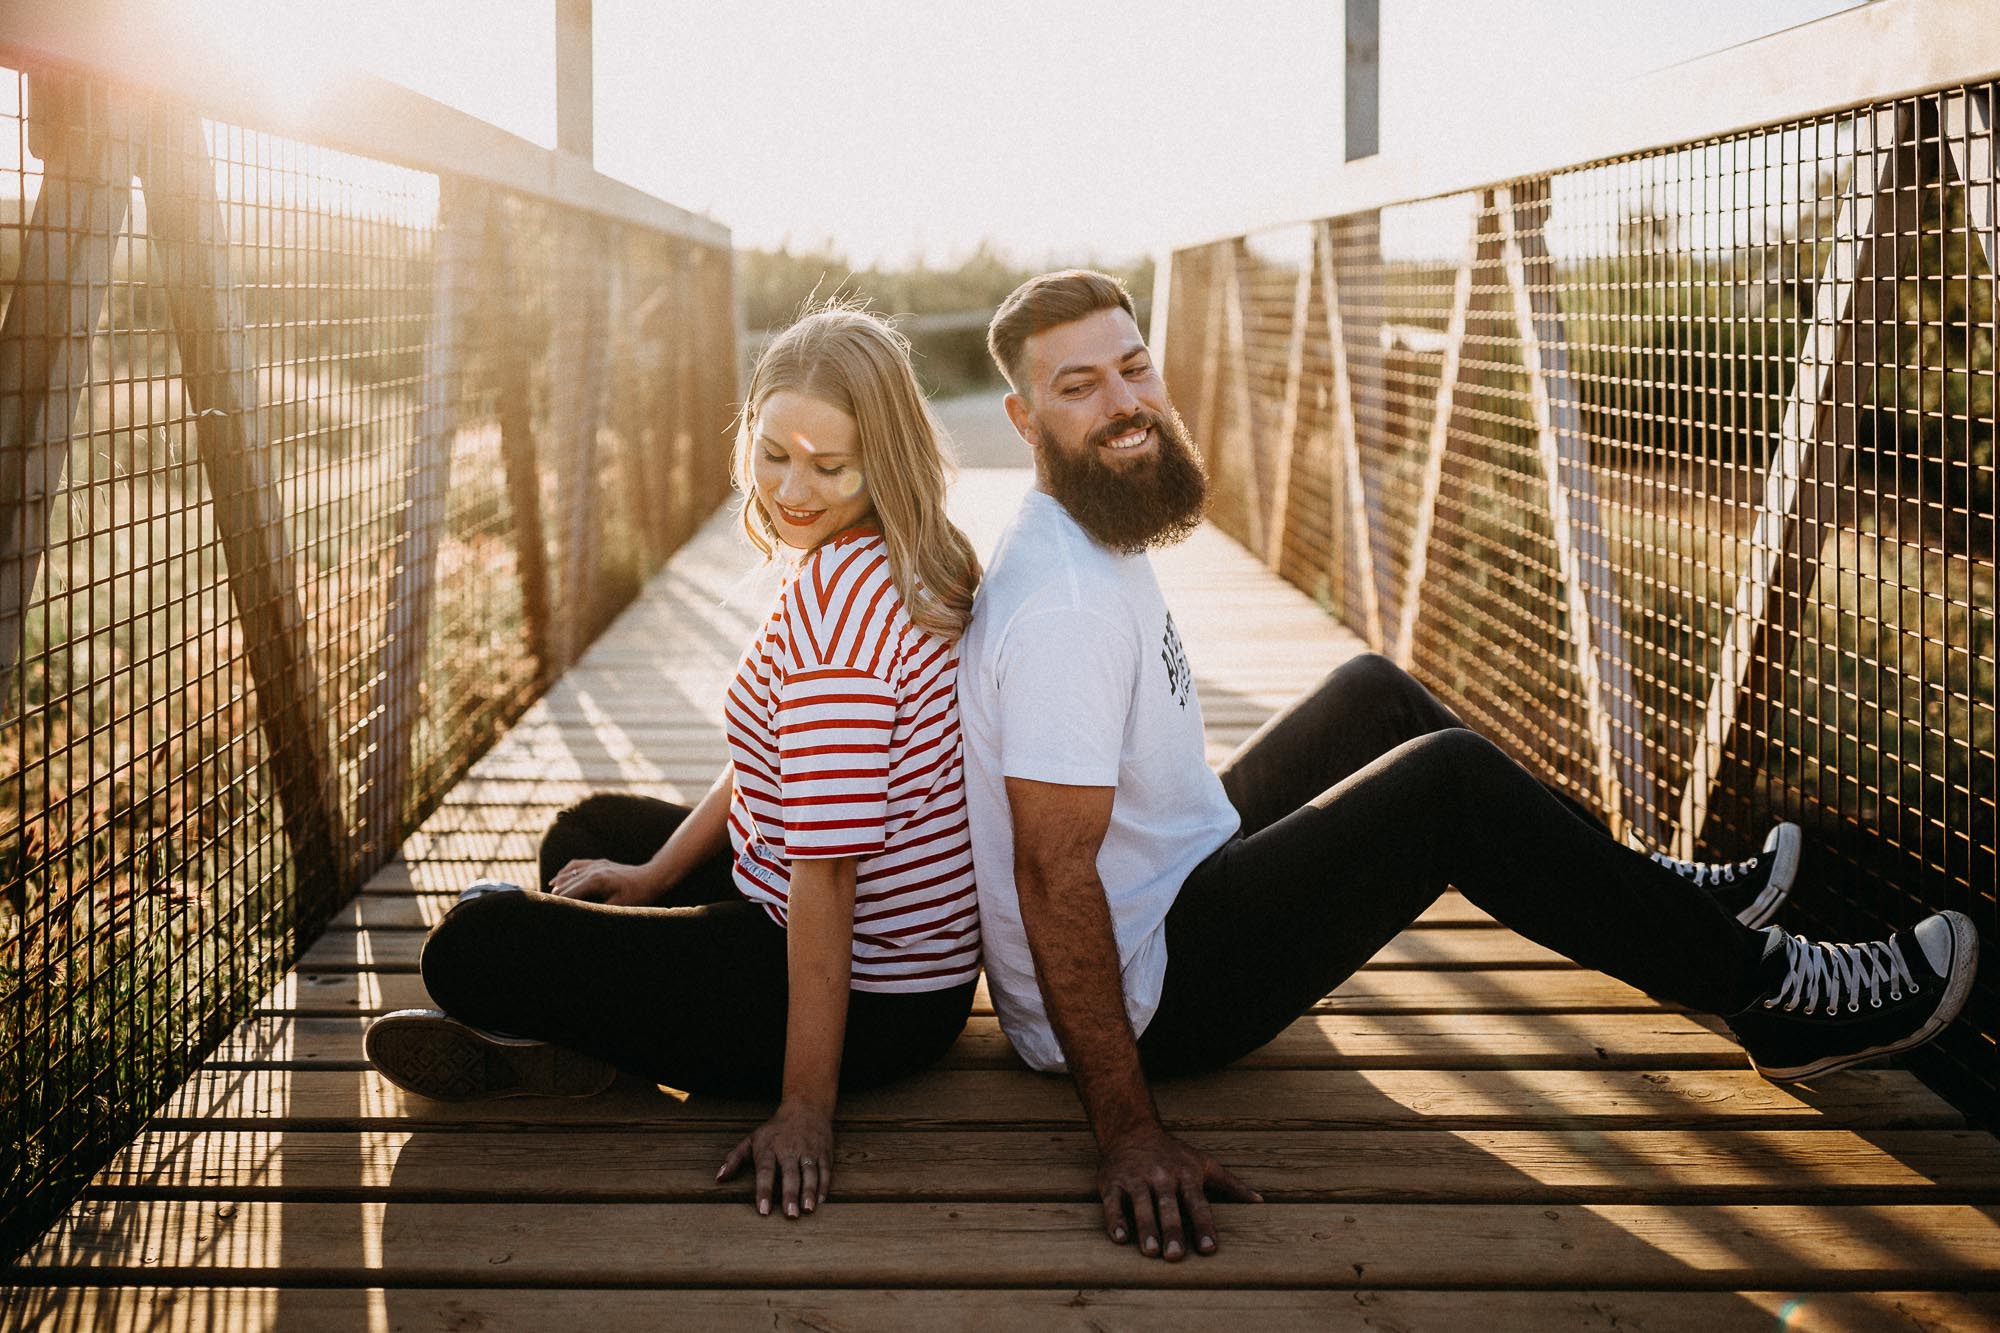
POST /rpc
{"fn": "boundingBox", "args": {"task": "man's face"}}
[1007,307,1208,553]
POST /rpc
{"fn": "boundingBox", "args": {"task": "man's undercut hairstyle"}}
[987,269,1137,396]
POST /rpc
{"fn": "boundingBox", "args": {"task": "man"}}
[956,269,1979,1263]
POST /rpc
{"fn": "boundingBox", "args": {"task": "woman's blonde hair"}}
[732,304,981,639]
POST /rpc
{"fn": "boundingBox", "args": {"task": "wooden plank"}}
[0,73,133,711]
[202,1012,1747,1073]
[13,1287,2000,1333]
[361,858,545,895]
[295,923,1570,973]
[252,966,1677,1018]
[148,1067,1960,1132]
[143,99,348,902]
[20,1200,2000,1288]
[89,1126,2000,1203]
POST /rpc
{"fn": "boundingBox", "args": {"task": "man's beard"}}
[1030,405,1209,554]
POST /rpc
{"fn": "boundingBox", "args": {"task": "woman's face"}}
[752,390,872,550]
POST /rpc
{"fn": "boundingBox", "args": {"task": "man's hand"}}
[1097,1120,1261,1260]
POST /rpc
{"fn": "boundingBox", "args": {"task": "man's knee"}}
[1400,726,1504,785]
[1327,651,1416,703]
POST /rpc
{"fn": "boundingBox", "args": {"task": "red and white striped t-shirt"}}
[723,527,979,992]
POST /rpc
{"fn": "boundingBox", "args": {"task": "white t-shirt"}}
[958,488,1240,1072]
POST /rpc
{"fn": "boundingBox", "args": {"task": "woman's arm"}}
[717,854,857,1217]
[551,764,734,905]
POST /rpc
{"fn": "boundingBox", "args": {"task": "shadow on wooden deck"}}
[7,468,2000,1330]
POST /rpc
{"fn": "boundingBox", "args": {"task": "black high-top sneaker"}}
[364,1009,617,1102]
[1727,910,1979,1082]
[1650,822,1801,928]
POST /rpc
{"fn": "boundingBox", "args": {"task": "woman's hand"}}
[717,1099,835,1217]
[548,858,661,906]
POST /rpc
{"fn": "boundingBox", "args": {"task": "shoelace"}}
[1649,849,1758,887]
[1764,932,1918,1015]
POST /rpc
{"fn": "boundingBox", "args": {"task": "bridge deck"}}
[8,458,2000,1330]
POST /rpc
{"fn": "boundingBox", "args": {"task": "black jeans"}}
[1136,653,1769,1075]
[419,794,976,1096]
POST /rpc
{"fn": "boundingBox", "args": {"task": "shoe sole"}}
[1736,822,1802,929]
[1752,909,1980,1082]
[363,1009,617,1102]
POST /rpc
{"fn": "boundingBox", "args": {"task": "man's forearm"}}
[1017,864,1158,1145]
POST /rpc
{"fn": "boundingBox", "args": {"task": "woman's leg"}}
[421,889,974,1096]
[422,889,790,1094]
[1141,728,1769,1074]
[537,791,736,904]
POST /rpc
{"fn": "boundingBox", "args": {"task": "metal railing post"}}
[140,102,347,905]
[1672,104,1925,857]
[352,181,486,866]
[486,207,555,685]
[0,72,132,715]
[1498,181,1655,845]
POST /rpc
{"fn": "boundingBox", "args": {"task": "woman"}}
[365,305,984,1222]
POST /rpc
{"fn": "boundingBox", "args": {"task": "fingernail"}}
[803,1199,814,1213]
[1112,1227,1127,1242]
[758,1200,769,1216]
[1198,1236,1216,1253]
[1166,1241,1183,1259]
[787,1203,797,1217]
[1142,1237,1158,1255]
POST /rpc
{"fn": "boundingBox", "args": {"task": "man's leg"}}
[1218,652,1608,838]
[1140,728,1768,1075]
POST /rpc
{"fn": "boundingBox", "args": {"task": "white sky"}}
[173,0,1858,265]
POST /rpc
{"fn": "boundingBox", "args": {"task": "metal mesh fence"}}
[0,62,738,1255]
[1165,84,1998,1120]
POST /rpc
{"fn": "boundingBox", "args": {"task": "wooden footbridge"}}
[7,458,2000,1329]
[5,0,2000,1325]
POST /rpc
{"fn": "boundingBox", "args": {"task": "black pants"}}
[1136,653,1769,1075]
[418,795,976,1096]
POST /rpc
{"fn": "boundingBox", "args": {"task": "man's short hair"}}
[986,269,1137,396]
